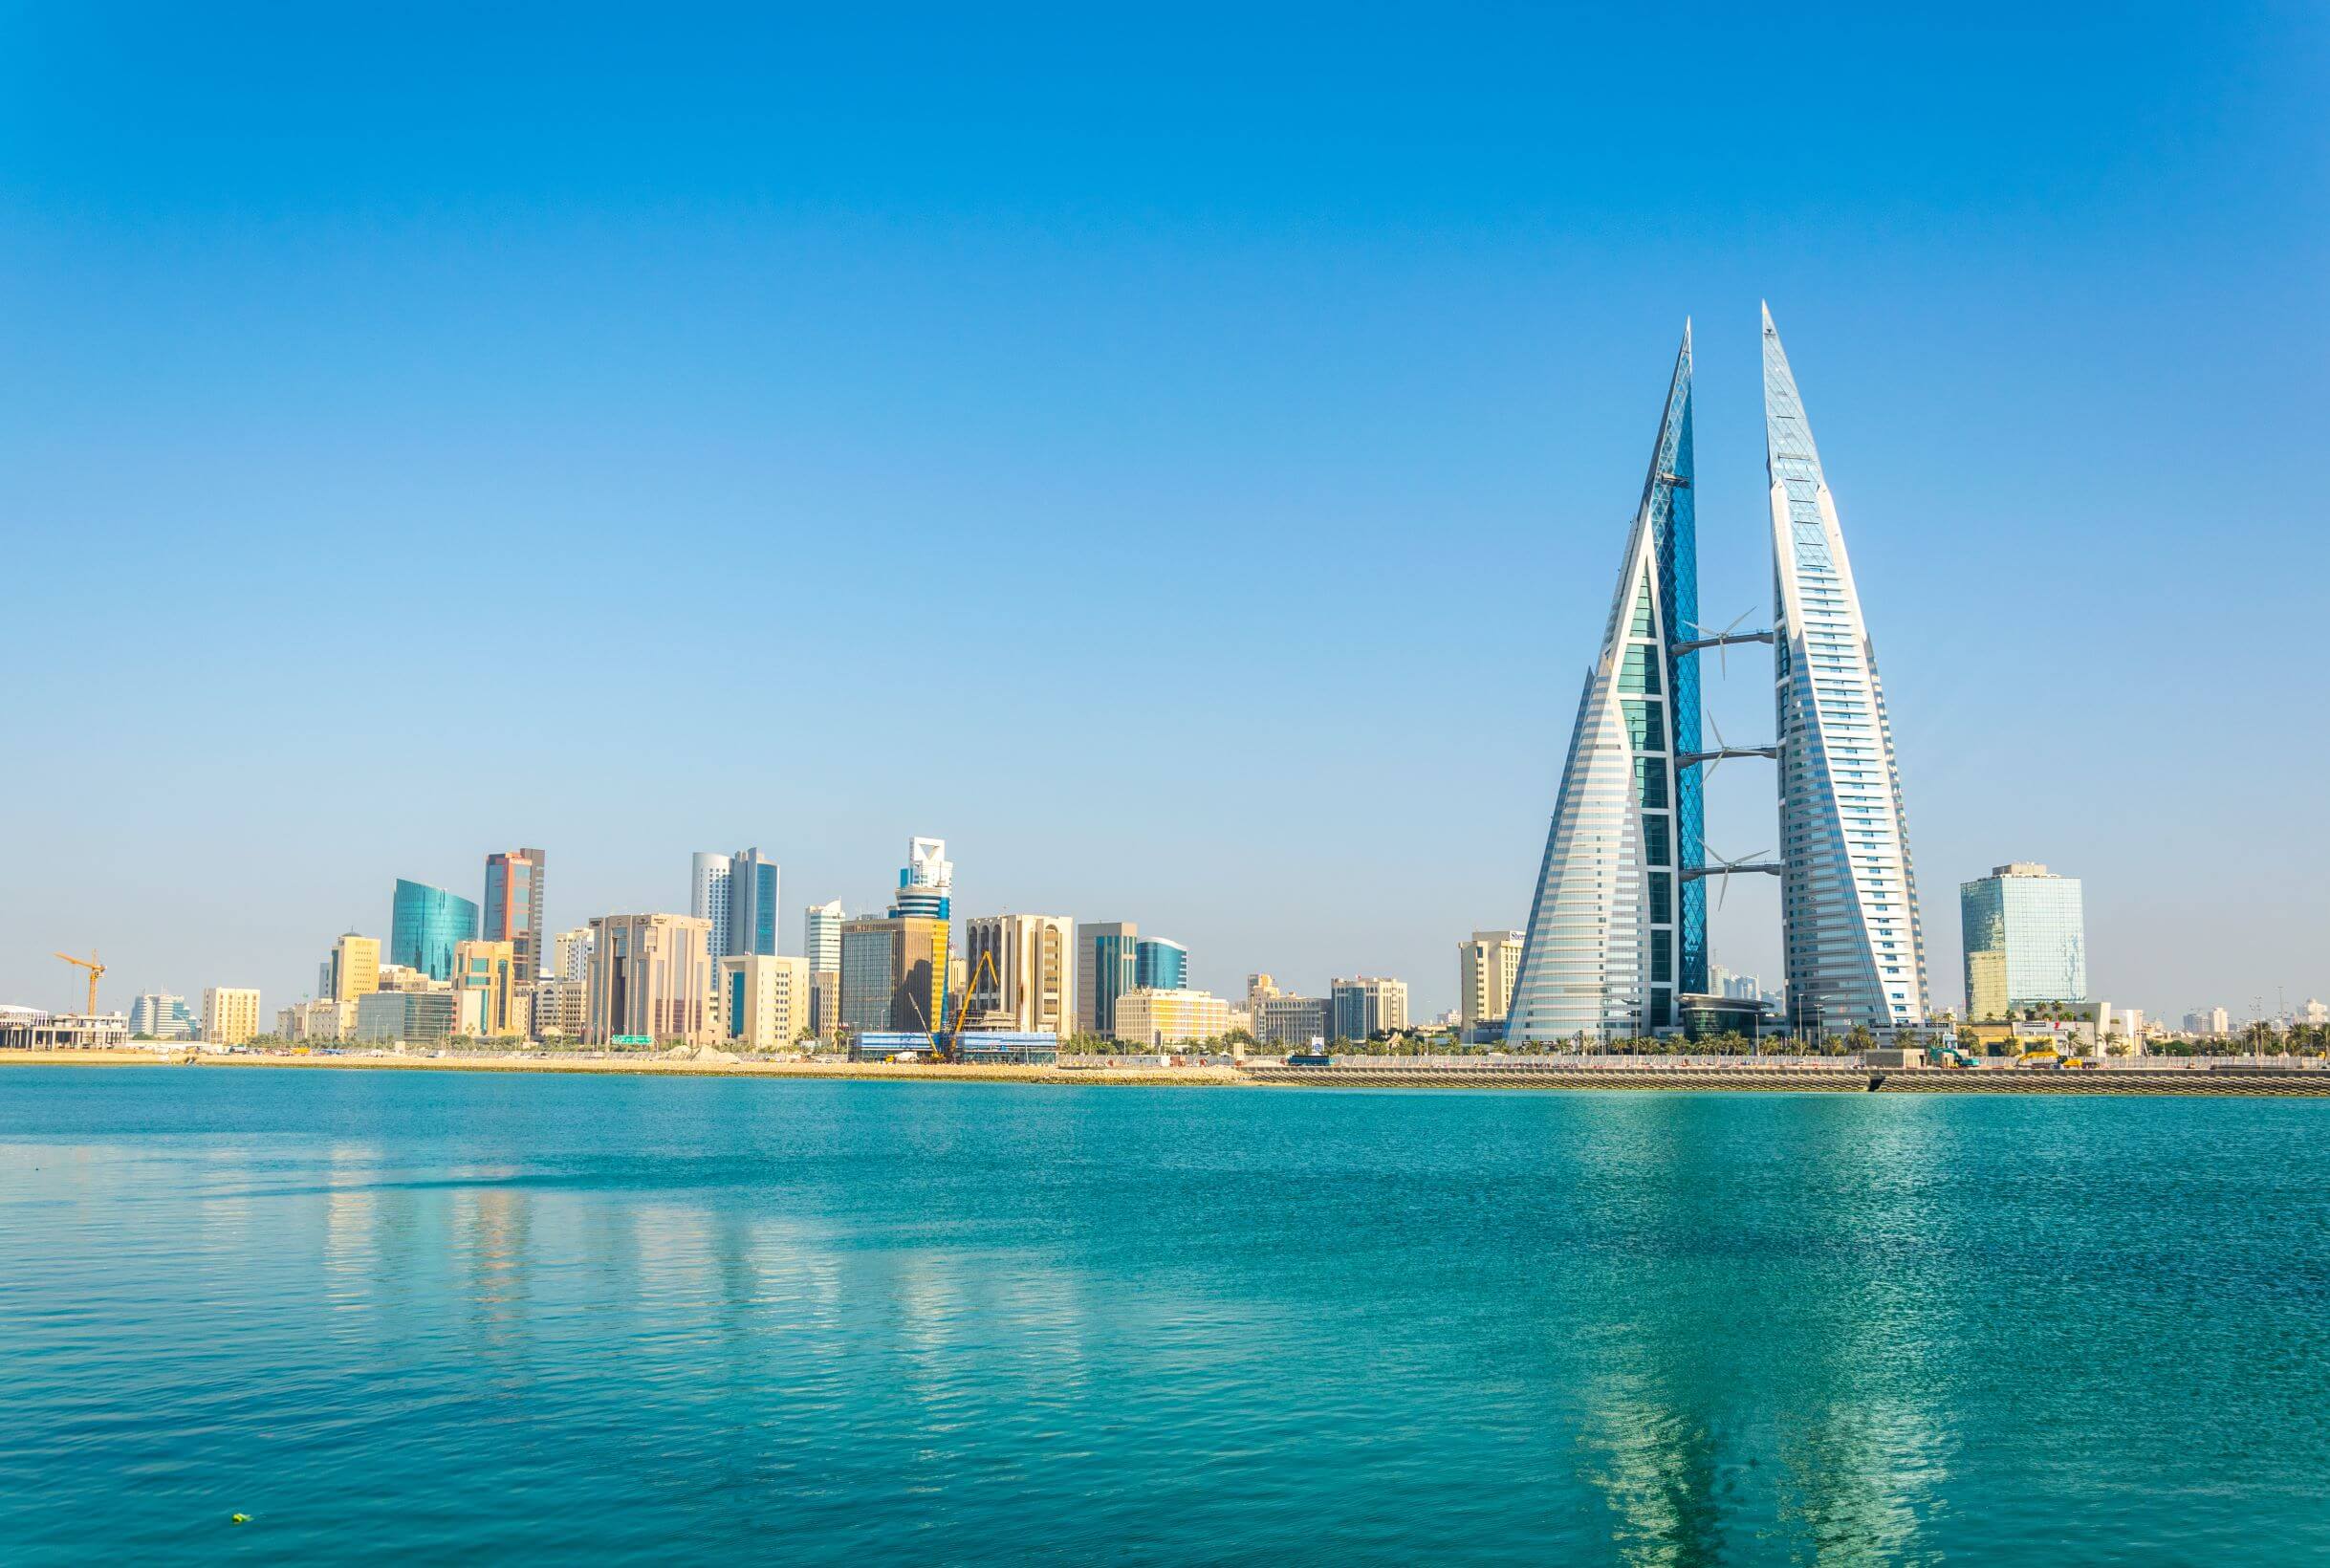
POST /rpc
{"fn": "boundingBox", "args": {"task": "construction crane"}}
[920,947,1001,1062]
[54,950,105,1014]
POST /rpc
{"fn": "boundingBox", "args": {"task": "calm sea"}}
[3,1066,2326,1563]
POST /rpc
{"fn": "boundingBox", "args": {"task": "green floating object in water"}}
[230,1514,250,1525]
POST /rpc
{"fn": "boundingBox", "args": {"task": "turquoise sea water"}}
[4,1068,2328,1563]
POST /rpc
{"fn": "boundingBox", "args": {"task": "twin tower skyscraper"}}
[1505,307,1928,1044]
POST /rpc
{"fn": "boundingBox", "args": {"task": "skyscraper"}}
[691,853,732,954]
[1077,922,1138,1038]
[390,879,480,982]
[838,915,949,1034]
[889,838,952,919]
[1134,937,1187,991]
[1506,324,1701,1044]
[729,849,781,958]
[803,902,844,972]
[1959,862,2086,1021]
[483,849,547,980]
[584,913,713,1046]
[691,848,782,962]
[1764,305,1927,1032]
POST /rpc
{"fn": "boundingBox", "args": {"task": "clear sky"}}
[4,4,2324,1024]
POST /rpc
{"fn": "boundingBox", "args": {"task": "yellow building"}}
[202,986,262,1046]
[1967,950,2010,1023]
[330,932,381,1002]
[454,939,518,1036]
[1113,988,1231,1049]
[1459,929,1523,1026]
[717,954,811,1051]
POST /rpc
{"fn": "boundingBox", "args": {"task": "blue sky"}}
[4,4,2324,1022]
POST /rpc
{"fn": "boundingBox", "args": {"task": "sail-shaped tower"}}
[1505,325,1704,1044]
[1762,304,1927,1031]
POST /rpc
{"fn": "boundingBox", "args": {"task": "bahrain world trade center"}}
[1505,306,1928,1044]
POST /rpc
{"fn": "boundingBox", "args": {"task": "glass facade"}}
[1507,325,1701,1043]
[1087,929,1137,1034]
[483,849,545,980]
[838,917,947,1034]
[1764,305,1927,1031]
[1135,938,1187,991]
[1958,866,2085,1019]
[390,879,479,983]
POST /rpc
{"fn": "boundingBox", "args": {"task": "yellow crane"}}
[54,950,105,1014]
[921,947,1001,1061]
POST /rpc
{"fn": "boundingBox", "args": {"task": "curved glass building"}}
[1763,305,1927,1031]
[1506,324,1703,1044]
[391,878,480,983]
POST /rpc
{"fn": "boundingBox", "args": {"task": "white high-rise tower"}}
[1763,304,1927,1032]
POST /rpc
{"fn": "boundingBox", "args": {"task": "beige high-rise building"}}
[202,986,262,1046]
[959,914,1076,1034]
[585,913,713,1046]
[1113,988,1230,1049]
[717,953,811,1051]
[1459,930,1524,1027]
[454,939,519,1037]
[330,933,381,1002]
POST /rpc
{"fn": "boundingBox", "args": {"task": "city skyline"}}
[4,10,2323,1024]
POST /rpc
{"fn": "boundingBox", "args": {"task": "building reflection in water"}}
[1549,1094,1954,1565]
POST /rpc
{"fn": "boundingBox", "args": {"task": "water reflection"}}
[1555,1095,1952,1564]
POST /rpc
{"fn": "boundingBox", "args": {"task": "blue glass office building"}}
[1135,938,1187,991]
[391,879,480,983]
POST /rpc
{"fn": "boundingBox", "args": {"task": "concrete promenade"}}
[1247,1060,2330,1096]
[10,1050,2330,1097]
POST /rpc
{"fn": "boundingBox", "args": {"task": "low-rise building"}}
[1113,987,1230,1048]
[1258,994,1331,1048]
[353,990,458,1046]
[0,1009,129,1050]
[279,999,354,1042]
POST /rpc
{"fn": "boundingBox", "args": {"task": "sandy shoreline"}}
[0,1048,1245,1087]
[10,1050,2330,1097]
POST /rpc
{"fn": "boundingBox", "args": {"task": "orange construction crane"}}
[54,950,105,1014]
